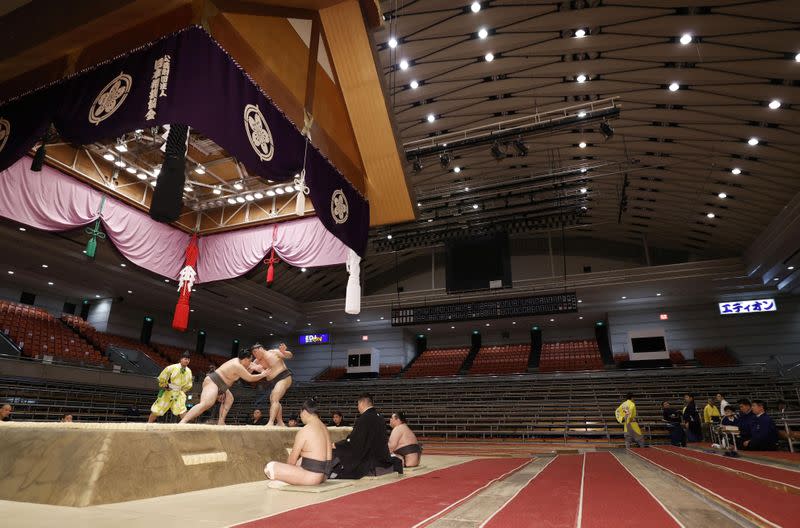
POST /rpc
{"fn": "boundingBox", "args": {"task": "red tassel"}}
[172,293,190,331]
[266,248,277,287]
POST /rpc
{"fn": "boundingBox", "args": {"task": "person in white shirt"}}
[715,393,729,417]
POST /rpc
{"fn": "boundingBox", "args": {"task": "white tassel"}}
[345,249,361,315]
[294,169,309,217]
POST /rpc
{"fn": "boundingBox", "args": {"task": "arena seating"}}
[694,347,737,367]
[0,301,109,368]
[669,350,687,365]
[539,340,603,372]
[379,364,402,378]
[151,342,215,373]
[468,344,530,375]
[315,366,347,381]
[403,347,470,378]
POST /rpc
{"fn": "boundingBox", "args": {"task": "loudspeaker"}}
[529,326,542,368]
[414,334,427,358]
[196,330,206,355]
[471,330,481,350]
[140,316,153,345]
[20,292,36,306]
[150,124,188,223]
[62,302,76,315]
[231,338,240,358]
[595,321,613,365]
[79,301,90,320]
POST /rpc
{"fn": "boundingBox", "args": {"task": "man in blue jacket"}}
[743,399,778,451]
[736,399,754,448]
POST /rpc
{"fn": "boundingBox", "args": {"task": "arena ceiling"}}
[371,0,800,258]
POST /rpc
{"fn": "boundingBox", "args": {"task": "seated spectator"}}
[249,409,267,426]
[330,393,400,479]
[737,399,754,447]
[287,416,299,427]
[0,403,12,422]
[61,413,74,422]
[720,405,738,427]
[776,400,787,415]
[718,405,738,450]
[743,399,778,451]
[389,412,422,467]
[662,401,685,447]
[264,397,332,487]
[330,410,346,427]
[703,397,720,441]
[682,393,702,443]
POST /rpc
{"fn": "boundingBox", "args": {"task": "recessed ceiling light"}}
[427,113,436,123]
[103,153,115,161]
[578,111,587,118]
[574,28,586,38]
[388,37,398,49]
[236,196,246,203]
[301,267,307,272]
[471,1,481,13]
[47,281,53,286]
[707,212,715,218]
[731,168,741,175]
[718,192,727,199]
[679,33,692,45]
[399,59,409,70]
[275,187,285,195]
[788,266,795,270]
[7,270,13,275]
[747,137,759,146]
[387,234,393,240]
[485,52,494,62]
[453,166,461,173]
[478,27,489,39]
[578,142,587,148]
[768,99,781,110]
[668,82,680,92]
[410,80,419,89]
[576,74,587,83]
[580,187,587,193]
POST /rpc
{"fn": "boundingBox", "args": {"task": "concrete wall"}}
[608,296,800,365]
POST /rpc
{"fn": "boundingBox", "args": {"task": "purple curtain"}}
[0,25,368,257]
[0,157,349,282]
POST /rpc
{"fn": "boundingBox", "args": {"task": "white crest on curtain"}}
[244,104,275,161]
[89,73,132,125]
[0,118,10,153]
[331,189,349,224]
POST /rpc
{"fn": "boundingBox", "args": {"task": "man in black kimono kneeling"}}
[330,393,402,479]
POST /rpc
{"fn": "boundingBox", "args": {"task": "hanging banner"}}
[0,26,368,256]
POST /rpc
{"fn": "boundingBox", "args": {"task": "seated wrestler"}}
[179,347,268,424]
[330,393,401,479]
[389,412,422,467]
[264,397,332,487]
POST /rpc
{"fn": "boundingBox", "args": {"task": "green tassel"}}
[85,237,97,258]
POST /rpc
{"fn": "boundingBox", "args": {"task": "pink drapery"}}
[0,158,349,283]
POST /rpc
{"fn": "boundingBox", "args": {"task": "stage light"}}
[387,234,392,240]
[410,80,419,89]
[125,166,136,174]
[236,196,245,203]
[680,33,692,45]
[439,152,451,169]
[769,99,781,109]
[600,121,614,140]
[114,141,127,152]
[233,181,244,190]
[718,192,727,199]
[580,187,587,193]
[748,137,759,146]
[731,168,741,175]
[194,165,205,174]
[578,111,587,118]
[266,190,276,197]
[137,173,148,180]
[153,166,161,177]
[275,187,285,195]
[284,185,295,193]
[706,212,715,218]
[227,198,236,205]
[574,28,586,38]
[579,141,587,148]
[184,185,193,192]
[103,153,115,161]
[114,160,126,168]
[245,194,254,201]
[427,113,436,123]
[399,59,409,70]
[669,82,680,92]
[576,74,587,83]
[213,187,222,195]
[478,28,488,39]
[301,268,307,272]
[453,166,461,173]
[471,1,480,13]
[472,204,478,209]
[254,192,264,199]
[388,37,398,49]
[485,52,494,62]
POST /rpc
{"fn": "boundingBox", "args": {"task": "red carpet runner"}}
[581,452,680,528]
[635,448,800,527]
[483,453,680,528]
[658,446,800,488]
[235,458,528,528]
[482,454,583,528]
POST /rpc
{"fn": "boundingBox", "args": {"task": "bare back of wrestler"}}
[251,343,294,426]
[388,412,421,467]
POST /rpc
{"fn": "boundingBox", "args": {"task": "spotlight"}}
[266,190,276,197]
[212,187,222,195]
[439,152,451,169]
[574,28,586,38]
[410,80,419,89]
[412,158,423,173]
[490,142,504,160]
[388,37,398,49]
[471,1,480,13]
[512,139,528,156]
[679,33,692,45]
[600,121,614,140]
[478,28,488,39]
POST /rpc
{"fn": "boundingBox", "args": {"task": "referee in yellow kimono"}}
[148,352,193,422]
[616,392,646,448]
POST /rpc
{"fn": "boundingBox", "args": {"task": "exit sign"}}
[659,314,669,320]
